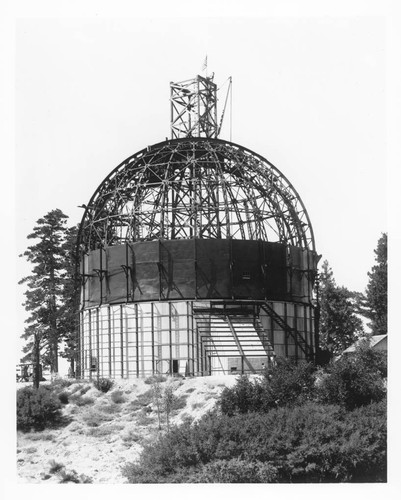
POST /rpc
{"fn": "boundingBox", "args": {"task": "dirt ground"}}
[16,375,238,483]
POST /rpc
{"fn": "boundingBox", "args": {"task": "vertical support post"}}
[200,337,203,376]
[120,304,124,378]
[303,305,309,362]
[151,302,155,375]
[135,303,140,378]
[169,302,173,375]
[186,301,191,376]
[284,303,289,358]
[270,303,275,351]
[88,309,92,381]
[126,307,129,378]
[191,304,196,376]
[79,310,84,379]
[294,304,298,363]
[99,248,103,305]
[96,308,100,383]
[126,243,129,303]
[108,306,112,377]
[311,306,315,360]
[170,84,174,139]
[197,77,200,137]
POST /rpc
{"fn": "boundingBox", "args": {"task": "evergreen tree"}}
[318,260,363,357]
[19,209,69,378]
[58,224,81,376]
[358,234,387,336]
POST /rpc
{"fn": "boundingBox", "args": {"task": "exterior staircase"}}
[193,307,275,374]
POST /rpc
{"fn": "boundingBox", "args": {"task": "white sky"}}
[15,16,386,292]
[2,1,401,496]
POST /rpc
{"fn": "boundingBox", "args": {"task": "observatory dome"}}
[79,138,315,252]
[77,75,319,379]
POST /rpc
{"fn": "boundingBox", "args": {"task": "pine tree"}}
[58,224,81,377]
[19,209,69,378]
[318,260,363,357]
[358,233,387,336]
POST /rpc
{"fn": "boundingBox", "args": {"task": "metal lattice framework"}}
[78,137,315,252]
[170,75,218,139]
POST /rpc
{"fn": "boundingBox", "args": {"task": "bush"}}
[74,396,95,407]
[123,400,386,483]
[192,459,278,483]
[144,375,167,385]
[17,386,62,431]
[317,345,387,410]
[93,378,114,393]
[219,360,316,415]
[219,375,264,416]
[51,378,73,389]
[58,392,69,405]
[262,358,316,409]
[111,390,126,404]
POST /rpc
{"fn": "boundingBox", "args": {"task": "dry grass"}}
[85,423,125,437]
[17,375,236,483]
[110,390,126,404]
[25,432,55,442]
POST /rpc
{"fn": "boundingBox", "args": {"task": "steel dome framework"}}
[79,138,315,252]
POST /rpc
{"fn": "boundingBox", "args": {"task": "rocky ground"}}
[16,375,237,484]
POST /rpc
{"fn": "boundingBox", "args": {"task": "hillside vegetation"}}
[17,344,387,483]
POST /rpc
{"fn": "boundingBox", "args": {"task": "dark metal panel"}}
[132,241,160,301]
[289,245,303,299]
[263,242,287,300]
[195,239,231,298]
[231,240,264,299]
[160,240,196,299]
[87,249,101,306]
[105,245,129,303]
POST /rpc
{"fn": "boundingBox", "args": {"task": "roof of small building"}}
[343,334,387,354]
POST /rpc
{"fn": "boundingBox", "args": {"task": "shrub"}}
[48,459,92,483]
[25,432,55,441]
[75,396,95,407]
[49,459,64,474]
[82,410,114,427]
[93,378,114,393]
[51,378,73,389]
[145,375,167,385]
[17,386,62,431]
[58,469,93,483]
[193,459,278,483]
[58,392,69,405]
[122,429,143,444]
[261,358,316,409]
[171,394,188,412]
[219,375,264,416]
[123,400,386,483]
[136,410,155,426]
[111,390,126,404]
[86,423,125,437]
[317,345,387,410]
[219,360,315,416]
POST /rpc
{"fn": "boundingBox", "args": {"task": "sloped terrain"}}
[16,375,237,483]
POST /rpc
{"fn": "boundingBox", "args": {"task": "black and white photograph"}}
[3,0,400,497]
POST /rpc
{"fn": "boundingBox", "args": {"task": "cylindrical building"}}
[77,75,319,379]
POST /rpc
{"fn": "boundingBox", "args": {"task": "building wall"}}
[81,239,318,308]
[80,299,316,379]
